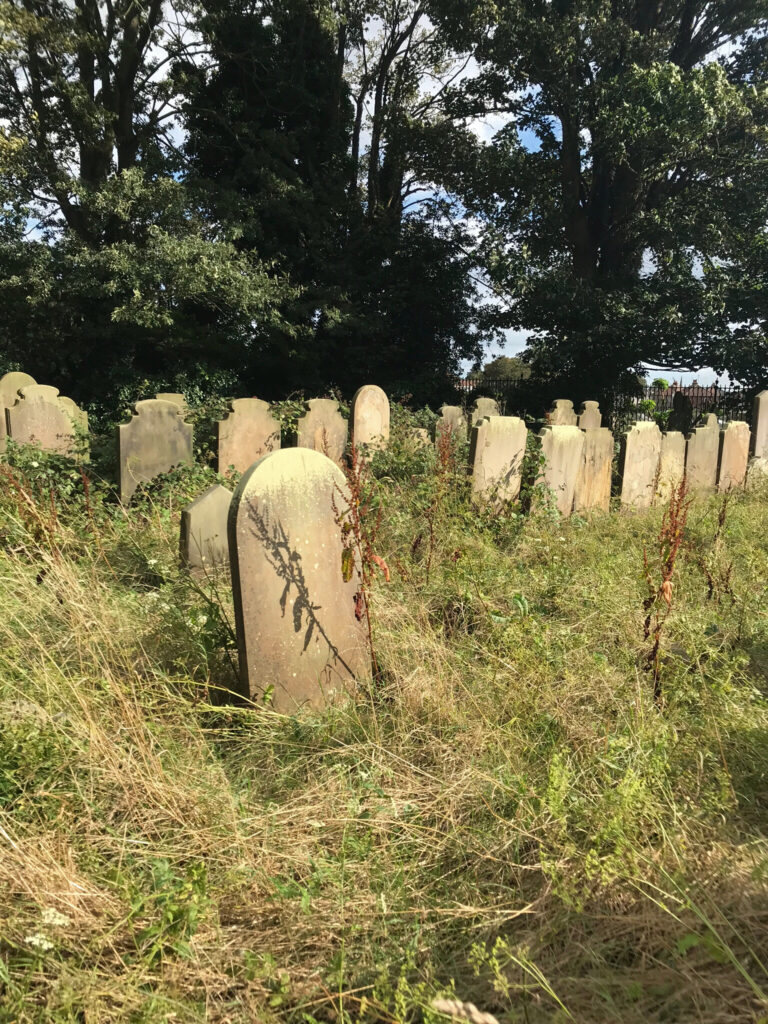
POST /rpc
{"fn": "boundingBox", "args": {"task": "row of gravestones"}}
[0,373,88,456]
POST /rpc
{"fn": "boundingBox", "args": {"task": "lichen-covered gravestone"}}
[470,396,500,425]
[6,384,88,457]
[685,414,719,494]
[539,425,585,516]
[228,448,370,711]
[435,405,468,443]
[717,421,750,493]
[573,428,613,512]
[469,416,527,504]
[296,399,348,466]
[577,401,602,430]
[752,390,768,458]
[548,399,578,426]
[217,398,280,475]
[0,371,36,453]
[118,399,193,503]
[351,385,390,449]
[180,485,232,572]
[656,432,686,503]
[620,421,661,509]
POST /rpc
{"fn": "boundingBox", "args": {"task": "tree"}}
[426,0,768,396]
[0,0,284,407]
[480,354,531,381]
[184,0,486,400]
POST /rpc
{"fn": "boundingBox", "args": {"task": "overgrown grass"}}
[1,427,767,1023]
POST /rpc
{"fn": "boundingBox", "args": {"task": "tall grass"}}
[0,435,767,1023]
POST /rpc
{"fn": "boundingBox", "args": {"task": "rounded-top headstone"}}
[228,448,370,712]
[351,385,390,450]
[471,396,500,424]
[548,399,578,426]
[436,405,468,441]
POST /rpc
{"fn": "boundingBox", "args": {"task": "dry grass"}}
[0,453,767,1023]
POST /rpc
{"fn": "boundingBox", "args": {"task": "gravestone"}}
[752,390,768,459]
[573,428,613,513]
[548,399,578,426]
[180,485,232,572]
[469,416,527,504]
[435,405,468,444]
[539,425,585,516]
[717,421,750,493]
[351,385,390,449]
[747,457,768,489]
[656,431,686,504]
[0,371,36,453]
[296,399,348,466]
[156,392,187,413]
[577,401,602,430]
[228,448,370,711]
[6,384,88,458]
[409,428,431,450]
[620,421,662,509]
[217,398,280,476]
[470,396,500,424]
[685,413,719,494]
[118,399,193,503]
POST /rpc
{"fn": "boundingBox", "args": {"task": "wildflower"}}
[41,907,71,928]
[25,932,54,952]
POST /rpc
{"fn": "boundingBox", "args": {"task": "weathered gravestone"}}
[573,428,613,513]
[351,385,390,449]
[228,448,370,711]
[685,413,719,494]
[539,425,585,516]
[717,421,750,492]
[0,371,36,453]
[217,398,280,476]
[118,399,193,503]
[180,485,232,572]
[469,416,527,504]
[296,399,348,466]
[156,392,187,413]
[6,384,88,458]
[409,428,431,450]
[747,457,768,489]
[752,390,768,459]
[435,405,468,444]
[577,401,602,430]
[548,399,578,426]
[620,421,661,509]
[471,396,500,425]
[656,431,686,504]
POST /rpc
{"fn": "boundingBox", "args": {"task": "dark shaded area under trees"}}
[0,0,766,416]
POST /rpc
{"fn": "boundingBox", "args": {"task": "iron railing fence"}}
[454,377,760,434]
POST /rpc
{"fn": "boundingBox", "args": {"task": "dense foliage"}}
[0,0,767,410]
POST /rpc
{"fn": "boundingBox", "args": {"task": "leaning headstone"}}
[548,399,578,426]
[538,425,585,516]
[118,399,193,503]
[6,384,88,458]
[228,448,370,712]
[717,421,750,493]
[685,413,719,494]
[217,398,280,476]
[0,371,36,452]
[180,484,232,572]
[620,421,662,509]
[351,385,390,450]
[296,399,348,466]
[156,392,187,413]
[435,405,468,441]
[752,390,768,459]
[469,416,527,504]
[656,431,686,503]
[573,428,613,513]
[577,401,602,430]
[470,396,500,425]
